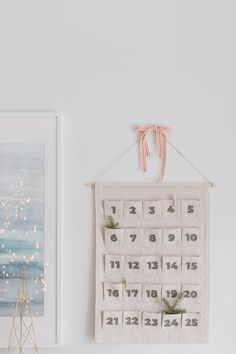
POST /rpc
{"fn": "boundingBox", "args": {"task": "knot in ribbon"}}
[136,124,172,181]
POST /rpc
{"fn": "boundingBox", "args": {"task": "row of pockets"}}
[103,282,200,302]
[105,227,200,247]
[104,199,200,219]
[105,254,200,274]
[103,311,200,329]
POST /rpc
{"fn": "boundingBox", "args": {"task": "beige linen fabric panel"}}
[95,182,209,343]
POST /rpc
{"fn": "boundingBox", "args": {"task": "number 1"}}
[111,206,116,214]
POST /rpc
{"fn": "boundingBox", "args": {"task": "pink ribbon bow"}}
[136,124,172,181]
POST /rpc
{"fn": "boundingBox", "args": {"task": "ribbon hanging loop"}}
[136,124,172,181]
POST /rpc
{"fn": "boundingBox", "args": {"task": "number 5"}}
[188,205,194,213]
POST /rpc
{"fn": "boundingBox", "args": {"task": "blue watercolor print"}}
[0,144,44,316]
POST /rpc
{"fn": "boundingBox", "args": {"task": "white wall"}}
[0,1,236,353]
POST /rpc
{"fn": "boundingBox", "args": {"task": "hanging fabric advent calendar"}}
[93,125,212,343]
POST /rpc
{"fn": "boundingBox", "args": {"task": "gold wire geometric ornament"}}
[6,268,39,354]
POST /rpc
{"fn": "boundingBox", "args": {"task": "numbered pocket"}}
[124,228,143,247]
[143,256,161,273]
[163,228,181,247]
[162,284,181,300]
[105,228,124,246]
[143,200,162,219]
[123,311,141,328]
[163,256,181,273]
[103,311,122,329]
[182,228,200,247]
[105,255,124,273]
[182,313,200,329]
[181,284,200,303]
[104,200,124,219]
[143,229,162,247]
[162,200,180,219]
[123,283,142,302]
[103,282,123,301]
[125,256,143,273]
[182,256,200,274]
[182,200,200,218]
[143,283,161,302]
[124,201,143,219]
[142,312,162,328]
[162,313,182,329]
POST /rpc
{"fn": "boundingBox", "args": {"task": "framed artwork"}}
[0,113,62,347]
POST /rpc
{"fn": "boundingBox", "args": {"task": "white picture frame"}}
[0,112,63,348]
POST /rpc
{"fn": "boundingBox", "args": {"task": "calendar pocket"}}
[182,228,200,247]
[103,282,123,301]
[163,228,181,247]
[125,256,143,273]
[123,311,141,328]
[105,228,124,246]
[182,284,200,303]
[143,256,161,273]
[182,256,200,274]
[162,200,180,219]
[124,228,143,246]
[143,200,162,219]
[103,311,123,329]
[123,283,142,302]
[104,200,124,219]
[143,229,162,247]
[163,256,181,273]
[105,255,124,273]
[143,283,161,302]
[182,313,200,329]
[142,312,162,328]
[124,201,143,219]
[162,284,181,300]
[182,200,200,218]
[162,314,182,329]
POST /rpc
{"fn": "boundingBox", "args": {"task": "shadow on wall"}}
[84,187,96,341]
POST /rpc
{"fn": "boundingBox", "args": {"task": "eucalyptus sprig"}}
[162,292,186,314]
[105,215,119,229]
